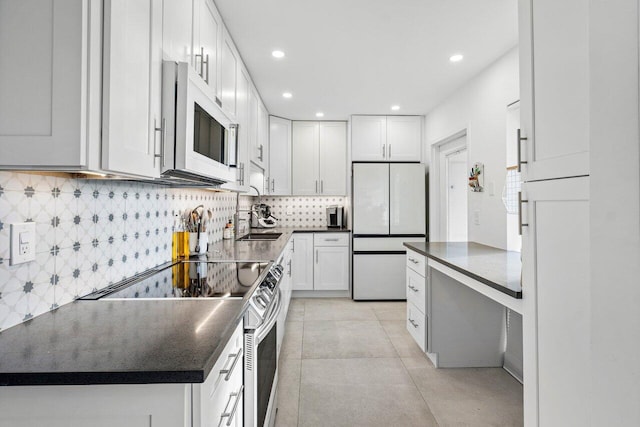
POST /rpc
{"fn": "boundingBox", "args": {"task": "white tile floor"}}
[275,298,523,427]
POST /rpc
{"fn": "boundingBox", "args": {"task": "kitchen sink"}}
[236,232,282,241]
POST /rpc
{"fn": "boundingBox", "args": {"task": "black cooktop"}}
[98,261,270,300]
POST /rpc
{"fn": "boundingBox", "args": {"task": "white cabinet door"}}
[248,87,260,165]
[220,29,237,119]
[352,163,389,235]
[351,116,387,161]
[292,122,320,195]
[389,163,426,235]
[386,116,422,161]
[314,246,349,291]
[0,0,92,168]
[269,116,292,195]
[318,122,347,195]
[519,0,589,180]
[192,0,220,93]
[521,176,590,426]
[258,103,270,190]
[292,234,314,291]
[102,0,162,178]
[221,67,249,192]
[162,0,192,63]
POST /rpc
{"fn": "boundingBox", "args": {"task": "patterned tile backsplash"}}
[258,196,348,228]
[0,171,253,331]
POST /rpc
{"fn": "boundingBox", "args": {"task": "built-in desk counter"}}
[403,241,523,376]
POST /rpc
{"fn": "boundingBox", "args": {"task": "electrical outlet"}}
[286,207,294,216]
[473,210,480,225]
[10,222,36,265]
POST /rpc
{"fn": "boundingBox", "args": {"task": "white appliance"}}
[352,163,426,300]
[161,61,237,185]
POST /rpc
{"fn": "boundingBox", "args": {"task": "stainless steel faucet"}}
[234,185,261,238]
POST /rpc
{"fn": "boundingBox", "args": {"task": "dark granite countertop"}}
[0,299,245,386]
[403,242,522,298]
[0,226,351,386]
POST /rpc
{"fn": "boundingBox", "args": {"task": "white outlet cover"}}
[10,222,36,265]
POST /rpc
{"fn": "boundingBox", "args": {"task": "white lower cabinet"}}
[196,322,244,427]
[291,232,350,292]
[277,238,294,356]
[407,302,427,352]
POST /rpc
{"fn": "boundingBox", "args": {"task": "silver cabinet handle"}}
[382,144,386,159]
[324,238,339,242]
[315,249,319,264]
[388,144,391,158]
[287,259,292,277]
[408,318,419,328]
[239,162,245,185]
[195,47,205,79]
[219,348,243,381]
[517,129,528,172]
[518,191,529,235]
[321,180,324,193]
[271,178,275,192]
[204,52,210,84]
[315,180,318,193]
[153,118,166,167]
[258,144,264,161]
[291,239,295,252]
[408,258,419,264]
[408,284,419,292]
[220,385,244,426]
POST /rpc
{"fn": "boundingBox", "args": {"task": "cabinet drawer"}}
[406,268,426,313]
[202,322,244,399]
[406,250,425,275]
[407,302,427,352]
[314,232,349,246]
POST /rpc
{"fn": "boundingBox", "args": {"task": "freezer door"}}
[390,163,426,235]
[352,163,390,235]
[353,253,406,300]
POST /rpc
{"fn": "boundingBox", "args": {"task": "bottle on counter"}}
[172,213,190,259]
[223,218,234,240]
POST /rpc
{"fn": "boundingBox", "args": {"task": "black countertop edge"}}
[0,370,205,387]
[403,243,522,299]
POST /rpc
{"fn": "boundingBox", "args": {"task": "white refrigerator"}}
[352,163,426,300]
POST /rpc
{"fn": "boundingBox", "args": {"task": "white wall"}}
[425,47,519,249]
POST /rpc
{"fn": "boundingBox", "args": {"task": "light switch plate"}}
[10,222,36,265]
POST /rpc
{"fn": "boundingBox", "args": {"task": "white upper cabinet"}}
[220,28,237,119]
[162,0,192,63]
[292,121,347,195]
[0,0,98,169]
[269,116,292,195]
[221,67,250,192]
[386,116,422,161]
[351,116,387,161]
[519,0,589,180]
[319,122,348,195]
[292,122,320,195]
[351,115,422,161]
[258,103,270,189]
[102,0,163,178]
[192,0,221,96]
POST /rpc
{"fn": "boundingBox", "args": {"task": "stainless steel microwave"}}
[161,61,237,185]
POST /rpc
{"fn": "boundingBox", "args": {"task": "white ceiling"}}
[214,0,518,120]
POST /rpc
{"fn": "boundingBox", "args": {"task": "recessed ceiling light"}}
[272,50,285,59]
[316,112,324,118]
[282,92,292,98]
[449,54,464,62]
[391,105,400,111]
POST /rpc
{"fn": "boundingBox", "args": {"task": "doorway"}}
[445,147,468,241]
[436,133,468,242]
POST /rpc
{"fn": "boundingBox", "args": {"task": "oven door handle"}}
[256,289,282,343]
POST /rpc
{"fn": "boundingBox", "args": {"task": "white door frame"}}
[430,128,468,242]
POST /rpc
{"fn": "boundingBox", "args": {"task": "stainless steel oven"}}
[244,268,283,427]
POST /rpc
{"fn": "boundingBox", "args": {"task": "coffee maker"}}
[326,205,344,228]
